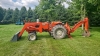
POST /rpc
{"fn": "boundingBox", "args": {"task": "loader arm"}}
[11,22,43,41]
[11,23,28,41]
[18,23,28,37]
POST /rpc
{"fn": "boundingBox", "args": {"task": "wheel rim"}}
[56,28,64,38]
[30,34,36,40]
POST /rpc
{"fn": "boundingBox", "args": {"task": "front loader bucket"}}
[11,32,20,41]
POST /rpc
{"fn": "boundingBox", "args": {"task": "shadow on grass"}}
[69,34,93,38]
[18,34,53,41]
[18,32,94,41]
[18,36,27,41]
[37,34,52,40]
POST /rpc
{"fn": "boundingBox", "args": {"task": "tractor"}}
[11,17,90,41]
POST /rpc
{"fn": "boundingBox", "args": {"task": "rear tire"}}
[28,32,37,41]
[51,25,67,39]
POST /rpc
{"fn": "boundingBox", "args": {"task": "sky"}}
[0,0,68,10]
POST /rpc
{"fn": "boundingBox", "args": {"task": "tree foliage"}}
[67,0,100,26]
[27,7,33,19]
[0,0,100,26]
[0,7,4,21]
[19,6,27,20]
[34,0,68,22]
[12,8,19,22]
[3,8,13,22]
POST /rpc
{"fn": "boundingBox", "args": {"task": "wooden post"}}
[81,3,86,30]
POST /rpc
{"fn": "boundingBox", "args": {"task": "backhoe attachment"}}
[64,17,90,38]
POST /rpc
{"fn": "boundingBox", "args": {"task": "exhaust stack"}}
[37,19,39,23]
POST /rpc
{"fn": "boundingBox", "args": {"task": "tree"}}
[19,6,27,21]
[0,7,4,22]
[27,7,33,21]
[34,0,67,22]
[66,0,100,26]
[87,0,100,26]
[12,8,19,22]
[3,8,13,22]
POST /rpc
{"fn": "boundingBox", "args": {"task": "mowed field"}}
[0,25,100,56]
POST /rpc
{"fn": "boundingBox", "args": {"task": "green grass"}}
[0,25,100,56]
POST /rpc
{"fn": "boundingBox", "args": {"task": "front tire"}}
[28,32,37,41]
[51,25,67,39]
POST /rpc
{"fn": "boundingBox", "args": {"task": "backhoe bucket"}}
[82,31,90,37]
[11,32,20,41]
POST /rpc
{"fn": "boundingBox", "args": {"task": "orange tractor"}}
[11,17,90,41]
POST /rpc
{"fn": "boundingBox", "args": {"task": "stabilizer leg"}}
[67,33,72,38]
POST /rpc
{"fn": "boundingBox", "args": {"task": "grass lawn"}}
[0,25,100,56]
